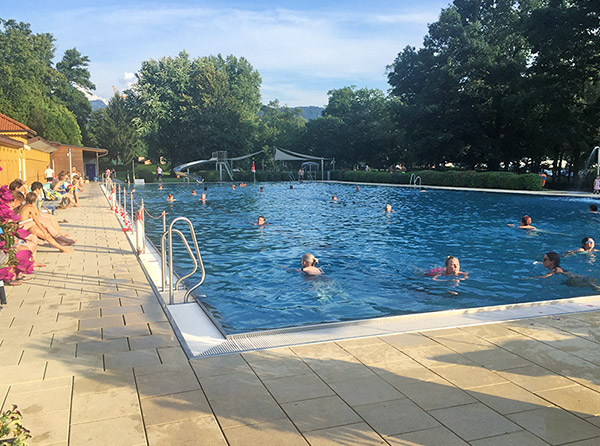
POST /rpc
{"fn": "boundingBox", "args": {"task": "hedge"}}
[330,170,542,191]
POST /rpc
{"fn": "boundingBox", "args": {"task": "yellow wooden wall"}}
[0,145,20,186]
[0,144,50,186]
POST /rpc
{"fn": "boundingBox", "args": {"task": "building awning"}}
[28,136,57,153]
[53,143,108,156]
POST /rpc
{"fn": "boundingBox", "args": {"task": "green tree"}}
[304,86,397,167]
[388,1,535,169]
[55,48,96,144]
[129,52,262,165]
[88,94,142,164]
[258,100,306,151]
[524,0,600,178]
[0,19,82,144]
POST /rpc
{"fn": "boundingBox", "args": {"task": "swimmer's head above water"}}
[300,252,323,275]
[445,256,460,275]
[543,251,560,270]
[582,237,595,251]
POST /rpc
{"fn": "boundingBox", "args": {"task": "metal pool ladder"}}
[410,173,422,187]
[160,217,206,305]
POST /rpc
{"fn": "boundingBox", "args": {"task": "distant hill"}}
[90,99,107,110]
[297,106,324,121]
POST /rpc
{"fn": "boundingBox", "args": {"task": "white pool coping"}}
[107,183,600,358]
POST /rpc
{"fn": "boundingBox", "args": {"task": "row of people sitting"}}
[4,174,82,283]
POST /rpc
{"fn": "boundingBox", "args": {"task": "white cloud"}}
[19,2,439,106]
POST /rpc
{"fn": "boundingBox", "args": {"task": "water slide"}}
[172,150,263,182]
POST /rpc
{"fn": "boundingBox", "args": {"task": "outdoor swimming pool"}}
[138,182,600,334]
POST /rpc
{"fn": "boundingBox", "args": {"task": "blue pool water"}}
[137,182,600,333]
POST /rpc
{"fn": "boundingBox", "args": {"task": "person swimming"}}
[384,204,394,213]
[508,215,536,230]
[259,186,264,192]
[167,193,175,202]
[332,195,338,201]
[200,193,206,202]
[300,253,323,275]
[566,237,598,255]
[192,190,197,196]
[232,184,236,190]
[430,256,468,281]
[253,216,269,226]
[531,251,600,290]
[590,204,599,214]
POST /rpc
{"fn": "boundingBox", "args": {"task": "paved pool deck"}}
[1,184,600,446]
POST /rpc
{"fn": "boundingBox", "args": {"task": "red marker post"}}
[251,161,256,183]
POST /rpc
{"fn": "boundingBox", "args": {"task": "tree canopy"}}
[387,0,600,173]
[129,52,262,165]
[0,19,87,145]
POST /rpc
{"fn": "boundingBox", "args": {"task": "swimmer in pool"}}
[259,186,264,192]
[508,215,536,230]
[431,256,468,281]
[530,251,600,289]
[332,195,338,201]
[300,253,323,275]
[158,184,163,190]
[356,186,360,191]
[566,237,598,255]
[290,185,294,190]
[253,216,269,226]
[384,204,395,213]
[200,193,206,202]
[192,190,196,196]
[590,204,599,214]
[232,184,236,190]
[167,193,175,202]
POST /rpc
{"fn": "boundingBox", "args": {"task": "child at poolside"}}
[594,176,600,194]
[300,253,323,275]
[508,215,536,230]
[431,256,468,281]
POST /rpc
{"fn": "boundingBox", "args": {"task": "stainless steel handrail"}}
[409,173,422,187]
[160,216,206,305]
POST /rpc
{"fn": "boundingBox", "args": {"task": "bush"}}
[330,170,542,191]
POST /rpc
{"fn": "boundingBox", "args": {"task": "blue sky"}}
[4,0,449,106]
